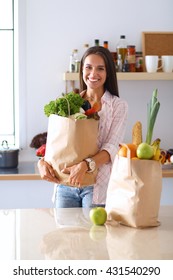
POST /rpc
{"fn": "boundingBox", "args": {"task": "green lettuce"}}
[44,92,85,117]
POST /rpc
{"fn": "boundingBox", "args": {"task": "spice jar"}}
[127,45,136,72]
[135,52,143,72]
[103,41,109,49]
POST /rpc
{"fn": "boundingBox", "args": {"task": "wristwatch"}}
[84,158,96,173]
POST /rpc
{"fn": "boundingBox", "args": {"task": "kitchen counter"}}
[0,206,173,260]
[0,161,41,180]
[0,161,173,180]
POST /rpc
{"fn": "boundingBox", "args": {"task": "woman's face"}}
[82,54,107,91]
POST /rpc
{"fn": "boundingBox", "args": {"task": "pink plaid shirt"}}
[93,90,128,204]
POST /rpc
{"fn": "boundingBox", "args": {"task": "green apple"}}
[137,142,154,159]
[89,207,107,226]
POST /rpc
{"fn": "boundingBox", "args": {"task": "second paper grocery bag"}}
[105,150,162,228]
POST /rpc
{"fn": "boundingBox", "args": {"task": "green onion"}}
[146,89,160,145]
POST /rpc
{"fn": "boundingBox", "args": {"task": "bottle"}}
[94,39,99,46]
[122,58,130,72]
[73,49,80,73]
[83,43,89,50]
[83,43,89,54]
[69,51,75,72]
[117,54,123,72]
[127,45,136,72]
[103,41,108,49]
[116,35,127,65]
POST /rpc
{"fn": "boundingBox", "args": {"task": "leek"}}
[146,89,160,145]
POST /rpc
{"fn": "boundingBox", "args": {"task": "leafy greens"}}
[44,92,85,117]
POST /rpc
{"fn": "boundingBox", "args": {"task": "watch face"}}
[89,160,96,171]
[85,158,96,172]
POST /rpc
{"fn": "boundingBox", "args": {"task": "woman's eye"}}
[85,66,91,70]
[98,67,105,71]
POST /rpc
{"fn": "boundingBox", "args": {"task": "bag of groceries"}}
[106,89,162,228]
[105,149,162,228]
[44,92,99,186]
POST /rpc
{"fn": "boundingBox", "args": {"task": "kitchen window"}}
[0,0,16,146]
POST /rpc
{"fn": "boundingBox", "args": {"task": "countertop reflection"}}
[0,206,173,260]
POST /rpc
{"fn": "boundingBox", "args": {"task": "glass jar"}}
[103,41,108,49]
[127,45,136,72]
[135,52,143,72]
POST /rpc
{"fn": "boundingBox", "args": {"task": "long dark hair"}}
[79,46,119,97]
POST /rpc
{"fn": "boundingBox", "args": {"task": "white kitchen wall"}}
[18,0,173,159]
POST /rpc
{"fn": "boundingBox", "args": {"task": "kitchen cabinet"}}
[63,72,173,92]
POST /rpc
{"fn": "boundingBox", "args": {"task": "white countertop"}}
[0,206,173,260]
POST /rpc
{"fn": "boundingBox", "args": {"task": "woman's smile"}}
[87,77,100,84]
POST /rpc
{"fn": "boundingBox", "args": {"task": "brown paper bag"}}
[45,114,99,186]
[106,147,162,228]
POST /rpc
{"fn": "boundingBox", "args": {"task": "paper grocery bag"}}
[106,147,162,228]
[45,114,99,186]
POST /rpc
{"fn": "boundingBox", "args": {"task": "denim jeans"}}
[55,184,94,208]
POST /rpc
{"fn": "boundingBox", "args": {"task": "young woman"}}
[38,46,128,208]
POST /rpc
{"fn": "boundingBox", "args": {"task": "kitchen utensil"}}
[0,140,19,169]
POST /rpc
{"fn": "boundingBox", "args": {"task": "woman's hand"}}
[61,161,88,187]
[37,158,59,183]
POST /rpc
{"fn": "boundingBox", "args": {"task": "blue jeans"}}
[55,184,94,208]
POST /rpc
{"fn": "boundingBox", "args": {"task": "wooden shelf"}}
[63,72,173,81]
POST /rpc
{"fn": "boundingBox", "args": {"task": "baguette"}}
[132,121,142,146]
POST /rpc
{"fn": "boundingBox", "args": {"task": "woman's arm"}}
[91,149,110,168]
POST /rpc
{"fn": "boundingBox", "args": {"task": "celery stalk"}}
[146,89,160,145]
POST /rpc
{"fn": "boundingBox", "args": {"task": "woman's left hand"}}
[61,161,88,187]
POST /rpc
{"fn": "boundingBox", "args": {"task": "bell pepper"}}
[36,144,46,157]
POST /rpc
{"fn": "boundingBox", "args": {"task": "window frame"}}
[0,0,15,146]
